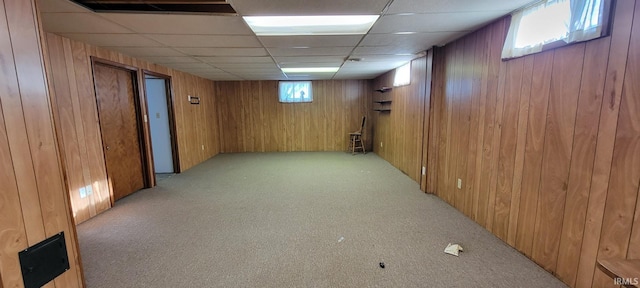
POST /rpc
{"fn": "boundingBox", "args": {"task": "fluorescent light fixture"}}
[393,31,417,35]
[281,67,340,73]
[243,15,379,36]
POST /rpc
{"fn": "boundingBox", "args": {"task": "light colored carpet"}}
[77,152,567,288]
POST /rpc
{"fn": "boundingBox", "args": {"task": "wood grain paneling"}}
[531,43,584,272]
[44,33,221,223]
[94,63,146,201]
[0,0,82,287]
[592,2,640,287]
[576,1,637,287]
[421,1,640,286]
[555,36,609,287]
[216,80,371,153]
[372,56,428,183]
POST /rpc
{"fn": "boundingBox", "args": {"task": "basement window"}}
[393,62,411,87]
[279,81,312,103]
[502,0,611,59]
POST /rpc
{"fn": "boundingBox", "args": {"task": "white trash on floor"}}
[444,243,464,256]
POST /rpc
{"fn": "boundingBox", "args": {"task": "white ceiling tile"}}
[42,13,133,33]
[145,34,261,48]
[59,33,162,47]
[101,14,253,35]
[350,54,416,62]
[221,67,282,73]
[104,47,184,57]
[285,74,335,80]
[370,12,506,34]
[41,0,532,80]
[141,56,200,64]
[275,56,345,64]
[229,0,390,15]
[176,47,268,57]
[387,0,535,14]
[197,56,275,64]
[163,63,218,70]
[360,32,464,50]
[268,47,354,57]
[352,46,422,55]
[259,35,362,48]
[197,73,244,80]
[213,63,279,69]
[37,0,90,13]
[279,62,344,68]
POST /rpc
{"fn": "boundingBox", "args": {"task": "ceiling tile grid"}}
[39,0,537,81]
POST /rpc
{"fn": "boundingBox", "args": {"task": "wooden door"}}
[94,63,145,201]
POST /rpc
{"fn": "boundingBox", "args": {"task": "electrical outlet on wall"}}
[380,142,383,148]
[202,145,205,151]
[422,166,426,175]
[457,178,463,189]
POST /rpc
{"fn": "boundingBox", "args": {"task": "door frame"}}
[141,70,181,174]
[90,57,154,204]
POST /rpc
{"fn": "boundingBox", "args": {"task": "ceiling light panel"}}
[243,15,379,36]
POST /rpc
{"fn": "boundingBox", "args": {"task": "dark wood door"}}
[94,63,145,201]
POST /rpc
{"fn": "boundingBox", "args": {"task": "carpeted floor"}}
[77,152,567,288]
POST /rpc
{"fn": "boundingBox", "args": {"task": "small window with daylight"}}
[393,62,411,87]
[279,81,312,103]
[502,0,610,59]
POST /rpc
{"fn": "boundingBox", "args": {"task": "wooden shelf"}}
[375,87,392,93]
[598,259,640,286]
[374,100,392,104]
[374,108,391,112]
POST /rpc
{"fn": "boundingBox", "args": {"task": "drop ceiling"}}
[38,0,536,81]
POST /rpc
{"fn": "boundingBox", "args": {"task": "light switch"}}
[156,112,161,119]
[457,179,462,189]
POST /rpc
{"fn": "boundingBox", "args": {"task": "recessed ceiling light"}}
[243,15,379,36]
[281,67,340,73]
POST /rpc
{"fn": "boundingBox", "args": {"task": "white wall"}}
[145,78,174,173]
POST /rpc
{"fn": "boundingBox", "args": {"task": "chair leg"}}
[351,136,356,155]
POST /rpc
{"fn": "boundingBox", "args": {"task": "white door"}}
[145,78,174,173]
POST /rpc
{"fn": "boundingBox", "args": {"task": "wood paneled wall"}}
[216,80,371,153]
[44,33,220,224]
[371,56,429,183]
[0,0,83,287]
[426,1,640,287]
